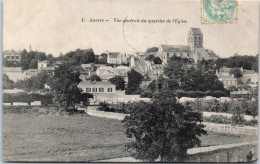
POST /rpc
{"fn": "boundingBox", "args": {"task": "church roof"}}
[190,28,202,35]
[195,48,218,59]
[160,44,191,53]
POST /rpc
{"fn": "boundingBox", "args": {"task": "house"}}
[156,44,192,65]
[38,60,48,69]
[148,64,164,80]
[24,69,40,78]
[38,60,54,71]
[130,58,152,76]
[217,66,258,89]
[3,67,25,82]
[96,65,130,82]
[78,81,116,94]
[241,69,258,85]
[3,50,22,63]
[230,90,250,99]
[218,76,237,89]
[107,52,128,65]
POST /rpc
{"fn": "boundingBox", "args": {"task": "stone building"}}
[3,50,22,63]
[156,28,218,65]
[107,52,128,65]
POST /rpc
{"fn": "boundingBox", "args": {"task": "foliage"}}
[47,63,82,110]
[3,92,54,106]
[56,49,95,66]
[97,53,108,64]
[89,75,102,82]
[203,115,232,124]
[14,71,51,92]
[126,69,143,94]
[146,47,158,53]
[229,68,242,78]
[145,54,155,61]
[108,76,125,90]
[3,73,14,89]
[20,49,48,70]
[97,102,115,112]
[214,55,258,72]
[122,91,206,162]
[153,57,162,64]
[3,58,20,67]
[183,99,258,118]
[164,56,226,92]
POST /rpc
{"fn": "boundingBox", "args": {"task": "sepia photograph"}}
[2,0,259,162]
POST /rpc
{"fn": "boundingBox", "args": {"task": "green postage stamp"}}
[202,0,238,24]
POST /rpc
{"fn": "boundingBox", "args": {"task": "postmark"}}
[201,0,238,24]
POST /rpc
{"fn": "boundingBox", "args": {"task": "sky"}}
[3,0,259,57]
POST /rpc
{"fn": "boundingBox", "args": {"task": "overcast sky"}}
[3,0,259,57]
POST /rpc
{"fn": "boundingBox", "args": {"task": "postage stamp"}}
[201,0,238,24]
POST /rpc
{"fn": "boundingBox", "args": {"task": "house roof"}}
[160,44,191,53]
[190,28,202,35]
[151,64,163,69]
[219,67,232,73]
[81,64,93,68]
[109,52,121,58]
[219,76,237,80]
[78,81,115,87]
[39,60,47,64]
[3,67,22,72]
[24,69,39,76]
[195,48,218,60]
[40,67,55,71]
[243,70,255,74]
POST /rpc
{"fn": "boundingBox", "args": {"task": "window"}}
[92,88,97,92]
[108,88,113,92]
[11,56,14,59]
[86,88,91,92]
[167,53,169,57]
[16,56,19,59]
[7,56,10,59]
[99,88,104,92]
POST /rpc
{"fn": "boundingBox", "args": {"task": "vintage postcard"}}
[2,0,259,162]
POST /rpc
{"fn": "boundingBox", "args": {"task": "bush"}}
[3,93,54,106]
[97,102,115,112]
[175,90,229,98]
[204,115,232,124]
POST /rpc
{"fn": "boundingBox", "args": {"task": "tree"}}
[126,69,143,94]
[122,91,206,162]
[108,76,125,90]
[229,68,242,78]
[3,73,14,89]
[89,75,102,82]
[145,54,155,61]
[146,47,158,53]
[47,63,82,111]
[153,57,162,64]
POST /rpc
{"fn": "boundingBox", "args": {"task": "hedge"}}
[3,92,54,106]
[175,90,229,98]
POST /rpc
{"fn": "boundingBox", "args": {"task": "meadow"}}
[2,112,258,162]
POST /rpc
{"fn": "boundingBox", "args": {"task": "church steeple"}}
[29,44,32,52]
[187,28,203,51]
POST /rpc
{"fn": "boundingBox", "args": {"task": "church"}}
[156,28,218,65]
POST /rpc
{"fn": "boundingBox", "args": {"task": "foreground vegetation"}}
[2,109,257,162]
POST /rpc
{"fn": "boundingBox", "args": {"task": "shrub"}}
[204,115,232,124]
[97,102,115,112]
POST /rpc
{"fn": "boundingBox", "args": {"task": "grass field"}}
[2,113,258,162]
